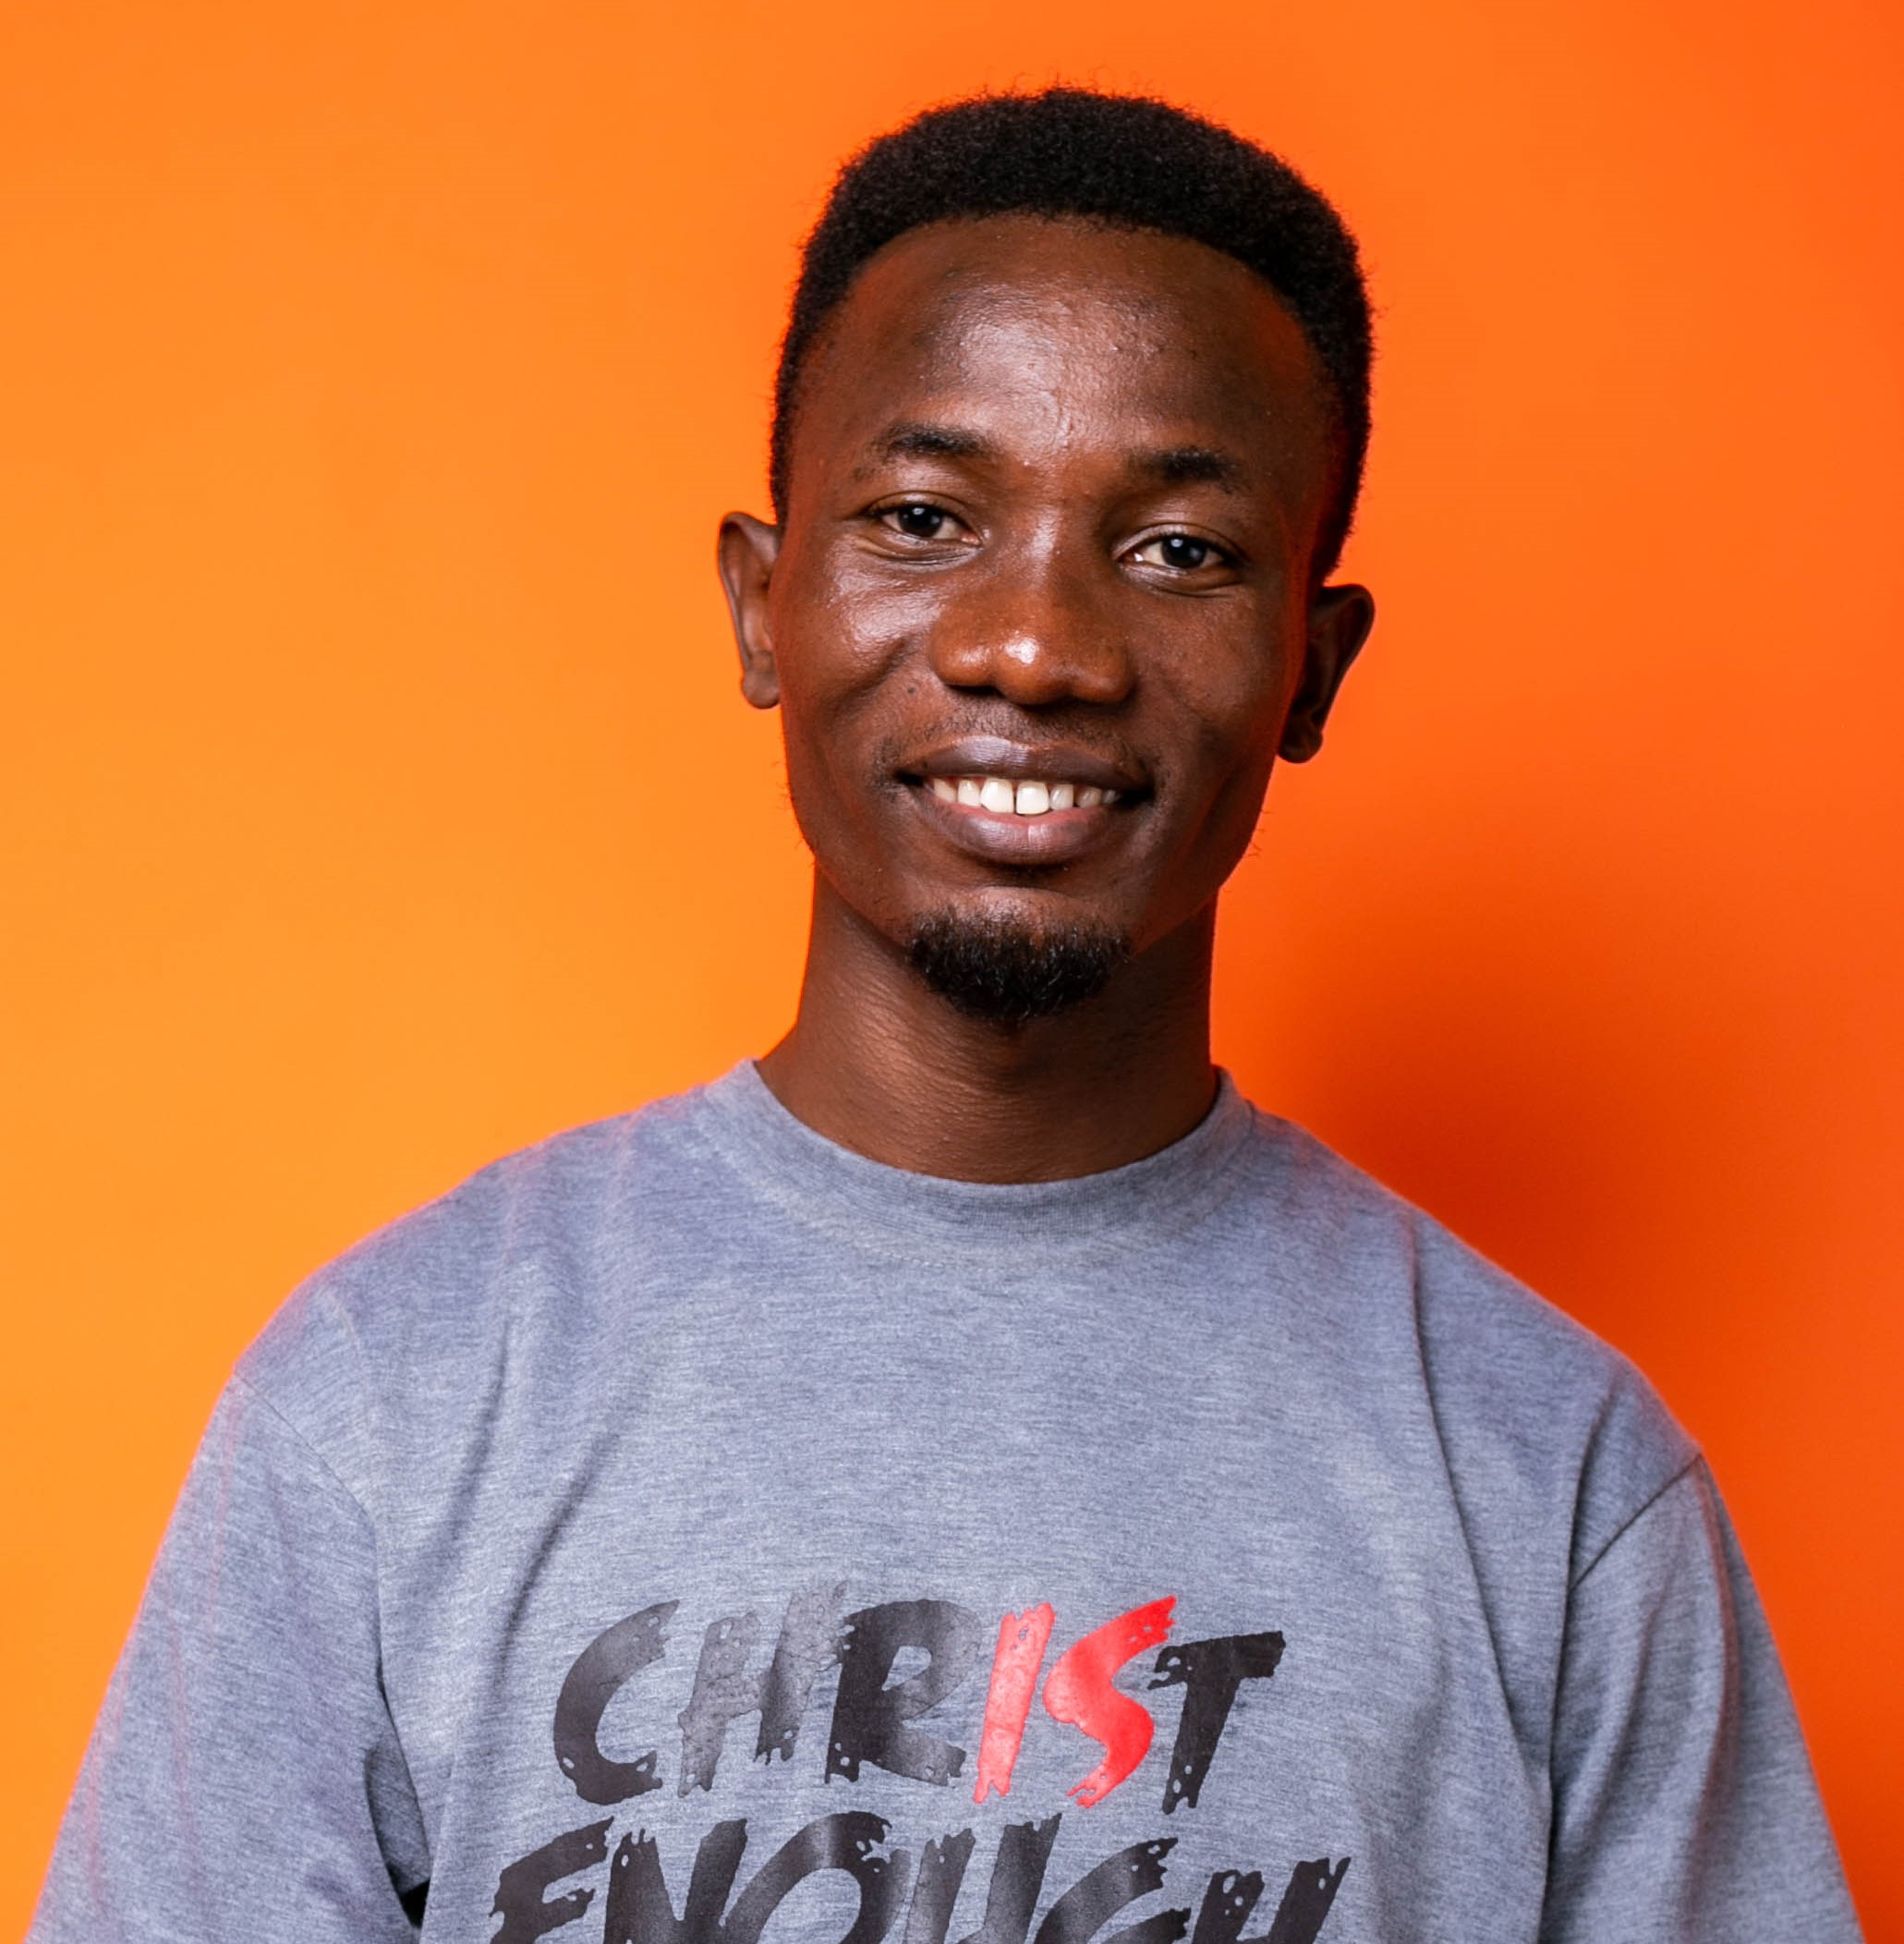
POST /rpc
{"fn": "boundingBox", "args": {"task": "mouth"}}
[921,772,1123,817]
[896,737,1146,864]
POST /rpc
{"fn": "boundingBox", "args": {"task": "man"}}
[34,89,1859,1943]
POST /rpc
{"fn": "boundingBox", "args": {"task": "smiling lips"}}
[926,775,1123,817]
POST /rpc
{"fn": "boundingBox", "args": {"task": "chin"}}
[903,906,1134,1027]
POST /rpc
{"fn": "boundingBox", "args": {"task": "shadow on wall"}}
[1216,820,1776,1359]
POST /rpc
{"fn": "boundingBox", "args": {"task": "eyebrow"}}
[859,425,1249,488]
[870,421,1001,465]
[1131,445,1248,489]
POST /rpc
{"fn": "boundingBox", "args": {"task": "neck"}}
[757,877,1219,1183]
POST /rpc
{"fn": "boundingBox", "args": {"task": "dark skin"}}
[718,215,1374,1183]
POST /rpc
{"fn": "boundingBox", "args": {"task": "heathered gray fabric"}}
[33,1065,1860,1944]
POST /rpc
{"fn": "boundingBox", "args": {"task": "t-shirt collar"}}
[680,1059,1257,1264]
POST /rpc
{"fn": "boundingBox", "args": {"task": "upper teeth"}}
[929,775,1119,815]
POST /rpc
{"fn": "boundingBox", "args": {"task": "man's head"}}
[720,90,1376,1027]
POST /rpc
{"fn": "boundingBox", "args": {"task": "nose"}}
[926,547,1135,709]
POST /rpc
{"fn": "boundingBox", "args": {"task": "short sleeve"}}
[1541,1459,1862,1941]
[30,1377,430,1942]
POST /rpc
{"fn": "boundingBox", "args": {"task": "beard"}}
[904,908,1132,1027]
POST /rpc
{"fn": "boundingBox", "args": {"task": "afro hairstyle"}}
[770,87,1373,577]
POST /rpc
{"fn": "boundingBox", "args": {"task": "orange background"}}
[3,0,1899,1932]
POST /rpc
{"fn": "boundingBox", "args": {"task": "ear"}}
[717,512,783,710]
[1279,582,1375,763]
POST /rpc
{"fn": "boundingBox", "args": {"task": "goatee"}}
[904,910,1132,1027]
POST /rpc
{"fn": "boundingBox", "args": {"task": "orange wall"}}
[3,1,1898,1932]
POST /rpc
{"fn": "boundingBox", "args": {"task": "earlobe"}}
[717,512,784,711]
[1279,582,1376,763]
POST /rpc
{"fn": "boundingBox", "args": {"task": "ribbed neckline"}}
[677,1060,1261,1267]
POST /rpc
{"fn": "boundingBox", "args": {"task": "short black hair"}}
[771,87,1373,577]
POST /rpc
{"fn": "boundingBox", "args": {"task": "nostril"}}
[928,625,1134,708]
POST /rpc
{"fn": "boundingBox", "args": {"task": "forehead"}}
[788,215,1335,491]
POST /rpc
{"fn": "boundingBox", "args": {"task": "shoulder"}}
[233,1080,722,1497]
[1238,1107,1699,1575]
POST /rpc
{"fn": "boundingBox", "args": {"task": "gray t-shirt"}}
[33,1066,1860,1942]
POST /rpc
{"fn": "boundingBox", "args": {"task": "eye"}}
[880,502,958,541]
[1129,532,1231,573]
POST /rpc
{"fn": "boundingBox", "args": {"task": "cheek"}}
[769,541,928,721]
[766,566,917,855]
[1157,620,1303,798]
